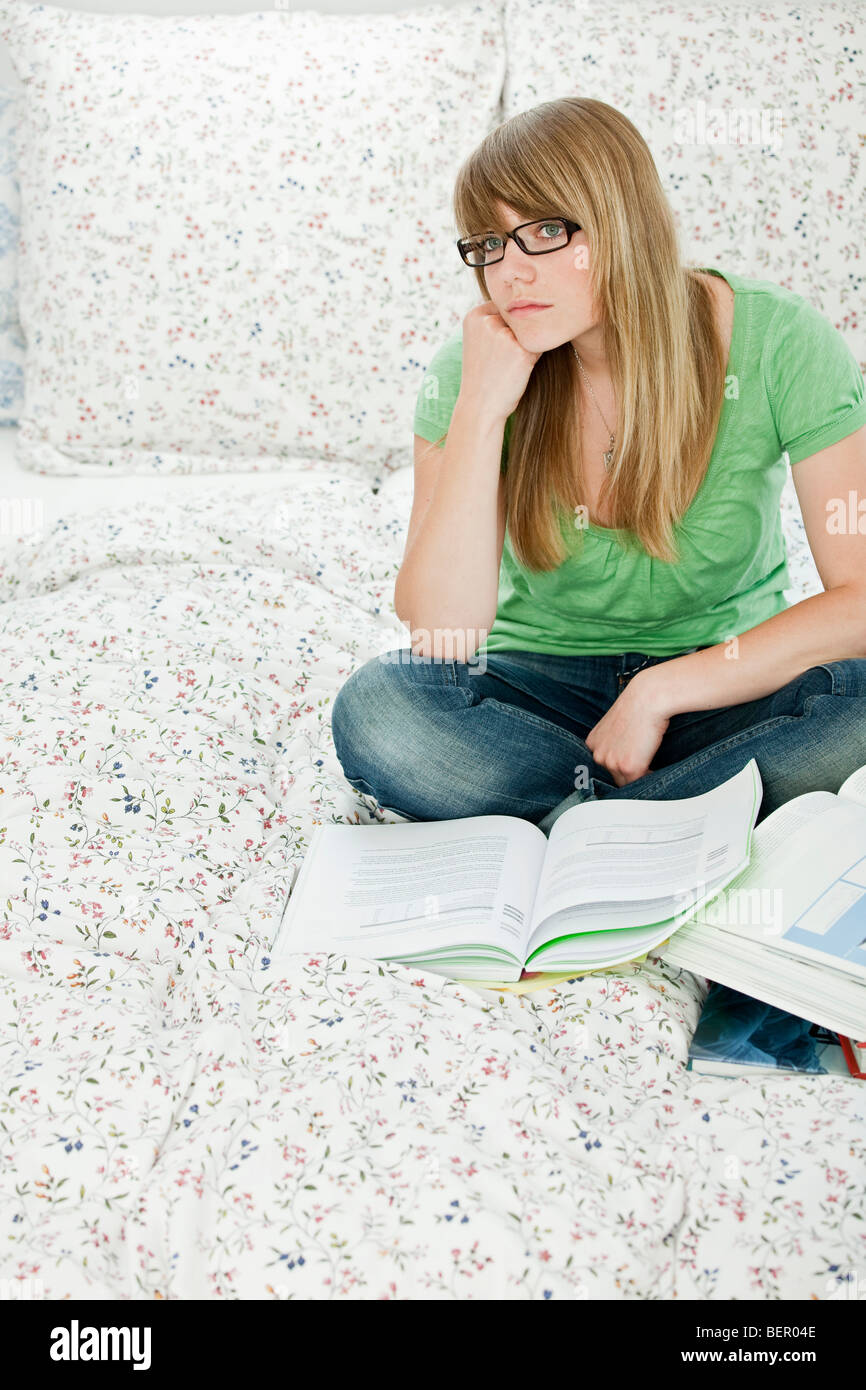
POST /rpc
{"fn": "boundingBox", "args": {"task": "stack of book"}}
[686,982,865,1079]
[270,755,866,1072]
[657,758,866,1043]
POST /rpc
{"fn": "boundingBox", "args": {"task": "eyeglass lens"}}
[461,219,570,266]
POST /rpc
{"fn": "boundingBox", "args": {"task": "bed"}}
[1,0,864,1304]
[0,419,862,1302]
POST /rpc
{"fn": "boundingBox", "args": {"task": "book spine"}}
[838,1035,866,1079]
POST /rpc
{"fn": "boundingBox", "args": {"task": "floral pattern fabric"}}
[0,85,25,425]
[0,464,860,1301]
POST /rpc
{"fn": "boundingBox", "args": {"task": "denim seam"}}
[385,652,461,685]
[631,712,799,795]
[621,658,651,678]
[345,774,378,795]
[480,696,591,751]
[346,777,420,821]
[346,768,561,822]
[460,660,602,724]
[345,775,417,817]
[815,661,843,697]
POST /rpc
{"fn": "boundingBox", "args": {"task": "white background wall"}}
[1,0,468,88]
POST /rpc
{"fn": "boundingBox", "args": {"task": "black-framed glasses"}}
[456,217,582,267]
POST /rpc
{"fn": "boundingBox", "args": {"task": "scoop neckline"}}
[579,266,741,541]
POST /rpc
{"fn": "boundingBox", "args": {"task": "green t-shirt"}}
[412,268,866,657]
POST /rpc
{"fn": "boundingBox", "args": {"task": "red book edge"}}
[838,1035,866,1079]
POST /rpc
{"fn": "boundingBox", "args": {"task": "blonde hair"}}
[431,97,727,568]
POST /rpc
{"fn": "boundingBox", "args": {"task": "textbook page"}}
[839,762,866,810]
[271,814,547,963]
[751,758,866,848]
[667,795,866,982]
[524,758,761,950]
[739,789,838,856]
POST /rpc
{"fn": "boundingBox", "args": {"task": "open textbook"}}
[269,759,761,981]
[659,761,866,1039]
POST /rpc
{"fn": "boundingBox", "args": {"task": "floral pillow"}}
[0,0,505,479]
[0,85,25,424]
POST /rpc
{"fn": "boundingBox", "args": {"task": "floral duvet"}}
[0,464,862,1301]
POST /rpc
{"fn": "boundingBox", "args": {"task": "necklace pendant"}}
[603,436,615,471]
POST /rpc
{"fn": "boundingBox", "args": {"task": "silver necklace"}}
[572,346,616,472]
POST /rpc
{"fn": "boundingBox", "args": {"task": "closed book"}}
[686,981,863,1079]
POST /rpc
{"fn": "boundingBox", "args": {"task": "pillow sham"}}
[0,0,505,479]
[0,84,24,424]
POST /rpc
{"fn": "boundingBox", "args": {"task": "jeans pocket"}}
[812,659,866,698]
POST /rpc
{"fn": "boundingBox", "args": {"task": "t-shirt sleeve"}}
[412,331,464,448]
[764,295,866,466]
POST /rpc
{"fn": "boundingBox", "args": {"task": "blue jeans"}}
[330,646,866,837]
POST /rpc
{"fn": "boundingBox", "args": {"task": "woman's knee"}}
[331,649,444,771]
[331,650,501,818]
[331,654,395,762]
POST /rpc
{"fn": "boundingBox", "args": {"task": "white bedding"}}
[0,423,311,548]
[0,436,860,1301]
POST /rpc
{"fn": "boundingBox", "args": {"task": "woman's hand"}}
[458,301,543,422]
[584,674,671,788]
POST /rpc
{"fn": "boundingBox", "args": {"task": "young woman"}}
[331,98,866,836]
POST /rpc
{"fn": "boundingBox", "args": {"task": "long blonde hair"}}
[431,97,727,568]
